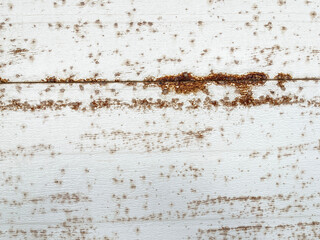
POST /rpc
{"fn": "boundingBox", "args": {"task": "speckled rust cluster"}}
[274,73,293,80]
[42,76,107,83]
[144,72,269,95]
[274,73,293,90]
[142,72,298,107]
[0,72,292,86]
[0,77,9,83]
[1,95,317,112]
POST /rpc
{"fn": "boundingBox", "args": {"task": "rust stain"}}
[0,94,318,112]
[144,72,268,95]
[0,91,296,111]
[144,72,209,94]
[0,72,293,85]
[79,127,213,153]
[10,48,29,55]
[274,73,293,80]
[0,99,82,111]
[0,78,8,83]
[274,73,293,91]
[197,221,320,238]
[42,76,107,83]
[0,72,316,111]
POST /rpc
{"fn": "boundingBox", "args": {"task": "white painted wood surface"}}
[0,0,320,81]
[1,1,320,239]
[1,81,320,239]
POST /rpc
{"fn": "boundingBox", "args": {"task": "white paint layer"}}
[0,0,320,81]
[0,81,320,239]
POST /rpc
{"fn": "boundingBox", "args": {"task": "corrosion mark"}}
[42,76,107,83]
[0,72,316,85]
[0,99,82,111]
[144,72,268,95]
[1,94,318,112]
[274,73,293,80]
[143,72,276,107]
[274,73,292,90]
[0,78,8,83]
[10,48,29,55]
[197,221,320,237]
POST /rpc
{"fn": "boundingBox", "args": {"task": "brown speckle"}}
[310,11,317,19]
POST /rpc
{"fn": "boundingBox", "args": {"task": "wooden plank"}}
[1,81,320,239]
[1,0,320,81]
[2,0,320,239]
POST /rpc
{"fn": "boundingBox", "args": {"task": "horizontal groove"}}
[2,78,320,84]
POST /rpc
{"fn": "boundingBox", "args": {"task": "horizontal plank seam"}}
[2,79,320,84]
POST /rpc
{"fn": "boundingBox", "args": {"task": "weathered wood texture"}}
[1,0,320,239]
[1,81,320,239]
[1,0,320,81]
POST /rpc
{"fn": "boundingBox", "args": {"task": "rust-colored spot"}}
[0,99,82,111]
[144,72,209,94]
[0,78,9,83]
[274,73,292,91]
[42,76,107,83]
[144,72,268,95]
[274,73,292,80]
[10,48,29,55]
